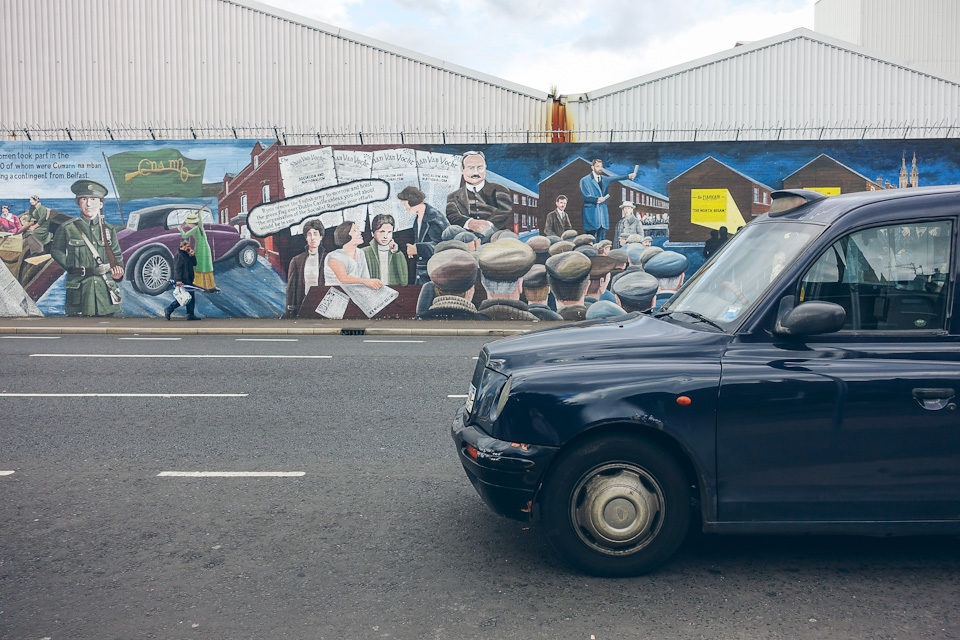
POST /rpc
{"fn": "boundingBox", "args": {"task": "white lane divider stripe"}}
[447,394,468,398]
[118,337,182,341]
[2,336,61,339]
[235,338,299,342]
[363,339,425,343]
[0,470,14,476]
[31,354,331,359]
[158,471,305,478]
[0,393,247,398]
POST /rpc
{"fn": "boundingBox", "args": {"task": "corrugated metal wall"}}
[2,2,959,143]
[564,31,960,142]
[816,0,960,83]
[0,0,550,142]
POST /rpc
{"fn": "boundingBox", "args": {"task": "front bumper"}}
[450,406,559,521]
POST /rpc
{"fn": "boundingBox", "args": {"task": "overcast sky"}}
[257,0,815,94]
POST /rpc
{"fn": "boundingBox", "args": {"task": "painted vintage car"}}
[118,204,260,295]
[453,185,960,576]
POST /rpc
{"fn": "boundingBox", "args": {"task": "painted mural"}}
[1,139,958,320]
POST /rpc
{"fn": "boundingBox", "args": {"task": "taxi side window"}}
[800,220,953,331]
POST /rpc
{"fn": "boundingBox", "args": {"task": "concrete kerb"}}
[0,323,533,336]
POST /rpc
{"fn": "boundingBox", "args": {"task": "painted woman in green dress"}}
[178,210,216,290]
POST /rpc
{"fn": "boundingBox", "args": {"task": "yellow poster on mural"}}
[802,187,841,196]
[691,189,746,230]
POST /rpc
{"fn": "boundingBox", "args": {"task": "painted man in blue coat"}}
[579,158,637,241]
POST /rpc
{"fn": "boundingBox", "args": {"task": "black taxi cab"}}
[452,186,960,576]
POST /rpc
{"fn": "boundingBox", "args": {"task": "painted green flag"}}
[107,148,206,201]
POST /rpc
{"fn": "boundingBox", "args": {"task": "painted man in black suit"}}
[445,150,513,233]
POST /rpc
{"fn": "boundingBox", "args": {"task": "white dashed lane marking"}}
[235,338,299,342]
[2,336,61,339]
[363,340,425,343]
[0,471,14,476]
[30,354,331,359]
[118,337,182,341]
[158,471,305,478]
[0,393,246,398]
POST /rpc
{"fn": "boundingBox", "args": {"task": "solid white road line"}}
[2,336,61,339]
[30,354,331,359]
[157,471,305,478]
[118,337,182,341]
[363,339,425,343]
[0,393,247,398]
[235,338,299,342]
[0,470,14,476]
[447,394,468,398]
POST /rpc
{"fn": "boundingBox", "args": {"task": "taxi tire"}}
[540,435,690,577]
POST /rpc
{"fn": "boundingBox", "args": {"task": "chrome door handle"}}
[912,388,956,411]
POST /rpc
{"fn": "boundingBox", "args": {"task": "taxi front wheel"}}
[540,436,690,577]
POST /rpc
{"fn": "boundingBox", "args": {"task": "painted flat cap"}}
[607,248,629,265]
[477,238,536,281]
[573,234,596,246]
[625,233,644,244]
[522,263,548,288]
[586,299,626,319]
[71,179,108,198]
[595,239,613,250]
[427,248,478,293]
[589,255,617,278]
[574,245,598,258]
[548,240,575,256]
[560,229,578,241]
[613,271,659,307]
[611,265,645,287]
[434,239,471,254]
[619,201,636,210]
[546,235,561,245]
[441,225,467,242]
[454,231,478,245]
[640,246,664,266]
[526,235,551,254]
[644,250,688,278]
[546,251,592,283]
[625,244,647,265]
[490,229,519,243]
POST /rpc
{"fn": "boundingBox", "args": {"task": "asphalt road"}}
[1,334,958,639]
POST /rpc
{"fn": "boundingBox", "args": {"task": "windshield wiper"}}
[654,310,725,332]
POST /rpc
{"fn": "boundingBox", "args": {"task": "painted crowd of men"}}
[283,151,687,321]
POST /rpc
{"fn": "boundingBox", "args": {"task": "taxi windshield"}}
[661,221,823,328]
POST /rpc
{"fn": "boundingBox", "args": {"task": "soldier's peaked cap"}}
[71,179,108,199]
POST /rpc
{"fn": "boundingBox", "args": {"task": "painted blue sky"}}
[2,139,957,203]
[259,0,815,93]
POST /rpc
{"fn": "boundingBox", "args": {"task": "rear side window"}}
[800,220,953,331]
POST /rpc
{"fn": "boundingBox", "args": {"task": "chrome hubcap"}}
[571,463,664,555]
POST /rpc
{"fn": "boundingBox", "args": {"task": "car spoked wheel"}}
[132,246,173,295]
[541,436,690,576]
[571,463,664,556]
[237,244,257,268]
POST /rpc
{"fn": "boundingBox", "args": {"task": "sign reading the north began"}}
[107,148,206,201]
[690,188,747,231]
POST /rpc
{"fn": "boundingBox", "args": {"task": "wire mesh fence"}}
[2,124,959,143]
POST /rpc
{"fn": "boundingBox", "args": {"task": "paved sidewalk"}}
[0,316,551,336]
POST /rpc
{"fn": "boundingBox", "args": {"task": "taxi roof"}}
[756,184,960,226]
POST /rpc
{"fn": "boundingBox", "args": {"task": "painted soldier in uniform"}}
[50,180,125,316]
[445,151,513,232]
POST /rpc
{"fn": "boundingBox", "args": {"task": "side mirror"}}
[775,297,846,337]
